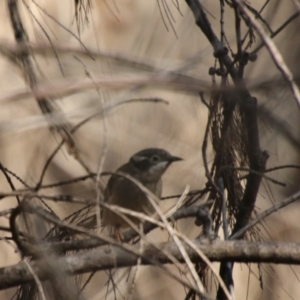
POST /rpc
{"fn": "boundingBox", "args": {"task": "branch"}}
[7,0,74,149]
[14,203,213,255]
[1,240,300,290]
[234,0,300,109]
[185,1,269,298]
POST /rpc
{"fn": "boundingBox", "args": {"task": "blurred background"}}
[0,0,300,299]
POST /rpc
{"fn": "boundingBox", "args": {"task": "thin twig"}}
[231,189,300,240]
[234,0,300,109]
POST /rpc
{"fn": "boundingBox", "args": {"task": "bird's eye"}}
[151,155,160,162]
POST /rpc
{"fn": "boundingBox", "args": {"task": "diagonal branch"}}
[234,0,300,109]
[7,0,75,150]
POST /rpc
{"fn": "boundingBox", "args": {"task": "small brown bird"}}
[101,148,182,235]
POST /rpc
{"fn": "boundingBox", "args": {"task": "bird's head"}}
[129,148,182,182]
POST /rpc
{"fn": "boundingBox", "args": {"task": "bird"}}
[101,148,182,238]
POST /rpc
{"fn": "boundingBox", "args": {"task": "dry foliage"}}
[0,0,300,299]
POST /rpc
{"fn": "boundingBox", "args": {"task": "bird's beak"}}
[169,156,183,163]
